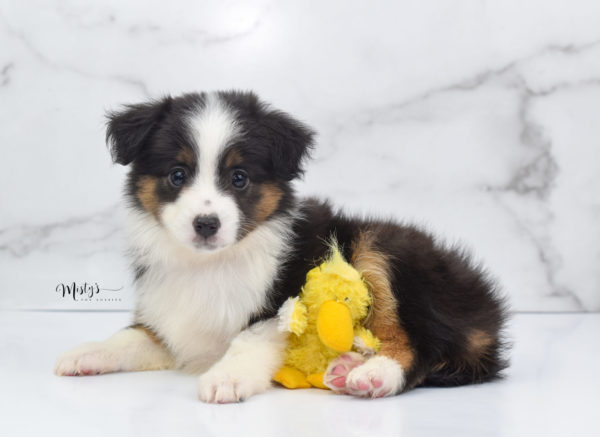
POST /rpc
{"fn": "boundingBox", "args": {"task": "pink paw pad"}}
[324,352,366,393]
[348,374,384,397]
[344,356,405,398]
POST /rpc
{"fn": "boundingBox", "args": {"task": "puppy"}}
[55,91,508,402]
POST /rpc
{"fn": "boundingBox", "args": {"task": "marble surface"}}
[1,0,599,310]
[1,311,598,437]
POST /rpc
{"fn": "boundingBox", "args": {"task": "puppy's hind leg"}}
[54,324,174,376]
[197,318,287,403]
[324,230,417,398]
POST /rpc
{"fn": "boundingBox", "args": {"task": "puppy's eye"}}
[169,168,187,187]
[231,169,249,189]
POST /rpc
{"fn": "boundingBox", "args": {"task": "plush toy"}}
[273,243,380,389]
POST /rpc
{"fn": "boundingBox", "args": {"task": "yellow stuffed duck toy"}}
[273,242,380,389]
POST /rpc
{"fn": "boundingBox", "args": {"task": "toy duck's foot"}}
[306,372,328,389]
[324,353,406,398]
[323,352,366,393]
[273,366,311,389]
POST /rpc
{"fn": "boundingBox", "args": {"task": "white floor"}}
[0,311,598,437]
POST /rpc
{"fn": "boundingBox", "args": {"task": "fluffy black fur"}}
[254,198,509,389]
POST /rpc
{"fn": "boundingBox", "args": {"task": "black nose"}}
[193,215,221,238]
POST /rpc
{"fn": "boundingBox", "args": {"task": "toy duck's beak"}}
[316,300,354,352]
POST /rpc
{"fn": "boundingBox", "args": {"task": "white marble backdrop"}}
[0,0,599,311]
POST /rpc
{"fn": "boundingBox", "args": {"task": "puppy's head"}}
[106,91,314,253]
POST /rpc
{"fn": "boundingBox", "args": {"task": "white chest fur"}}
[126,210,292,372]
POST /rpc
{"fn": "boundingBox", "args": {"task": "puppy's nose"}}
[193,215,221,238]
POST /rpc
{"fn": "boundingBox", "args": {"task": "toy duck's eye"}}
[344,297,350,302]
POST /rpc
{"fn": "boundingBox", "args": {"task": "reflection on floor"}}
[0,311,598,437]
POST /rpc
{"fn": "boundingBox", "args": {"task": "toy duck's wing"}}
[353,326,381,356]
[277,297,308,336]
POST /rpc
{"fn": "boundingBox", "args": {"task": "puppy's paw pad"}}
[324,352,366,393]
[346,355,405,398]
[54,343,118,376]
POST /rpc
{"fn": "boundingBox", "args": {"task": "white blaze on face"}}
[161,94,241,252]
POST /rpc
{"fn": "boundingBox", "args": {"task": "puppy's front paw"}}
[197,368,271,404]
[54,342,118,376]
[345,355,405,398]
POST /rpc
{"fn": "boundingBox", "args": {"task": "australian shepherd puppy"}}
[55,91,508,402]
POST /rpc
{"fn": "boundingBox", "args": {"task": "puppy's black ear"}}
[105,97,172,165]
[263,110,315,181]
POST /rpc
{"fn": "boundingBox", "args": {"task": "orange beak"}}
[316,300,354,352]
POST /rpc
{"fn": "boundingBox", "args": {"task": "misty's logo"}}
[55,282,123,302]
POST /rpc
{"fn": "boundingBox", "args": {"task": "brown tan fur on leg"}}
[351,231,416,381]
[125,323,175,371]
[129,323,165,347]
[463,329,496,374]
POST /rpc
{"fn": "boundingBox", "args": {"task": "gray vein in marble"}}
[453,56,598,309]
[358,39,600,124]
[126,17,263,47]
[316,39,600,311]
[51,1,266,48]
[495,83,558,199]
[0,204,121,259]
[493,194,584,311]
[316,39,600,168]
[488,76,600,199]
[0,14,150,97]
[53,3,117,29]
[323,38,600,196]
[1,62,13,86]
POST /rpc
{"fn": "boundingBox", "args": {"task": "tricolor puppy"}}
[55,91,508,402]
